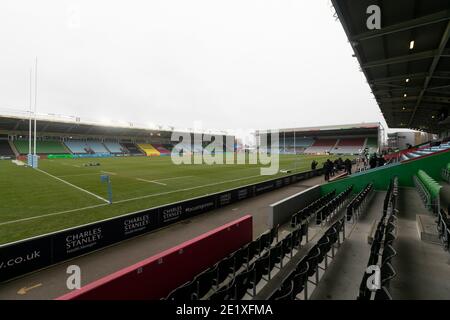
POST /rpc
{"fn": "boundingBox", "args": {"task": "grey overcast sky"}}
[0,0,388,132]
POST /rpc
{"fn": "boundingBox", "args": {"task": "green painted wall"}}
[321,150,450,195]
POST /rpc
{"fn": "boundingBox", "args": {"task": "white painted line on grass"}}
[1,173,276,226]
[0,204,108,226]
[154,175,192,182]
[35,168,110,203]
[101,171,117,175]
[136,178,167,186]
[58,173,101,178]
[117,174,263,204]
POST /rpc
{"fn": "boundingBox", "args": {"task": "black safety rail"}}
[357,177,398,300]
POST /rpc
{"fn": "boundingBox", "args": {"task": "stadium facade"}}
[0,113,236,160]
[256,122,383,155]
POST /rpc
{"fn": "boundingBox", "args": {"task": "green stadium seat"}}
[13,140,69,154]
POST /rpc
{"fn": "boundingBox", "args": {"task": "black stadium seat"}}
[269,242,283,272]
[274,281,294,301]
[233,264,255,300]
[381,245,396,266]
[374,287,393,300]
[292,227,303,249]
[381,262,396,287]
[194,266,217,298]
[209,279,236,301]
[229,248,246,276]
[258,232,272,252]
[281,233,294,258]
[292,259,309,299]
[306,245,321,277]
[216,256,234,284]
[243,241,259,265]
[166,280,198,301]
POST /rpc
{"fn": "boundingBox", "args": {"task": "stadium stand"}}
[121,142,145,155]
[86,141,110,154]
[366,137,378,154]
[192,144,203,153]
[14,140,68,154]
[358,177,398,300]
[400,142,450,162]
[280,138,314,154]
[103,141,128,154]
[152,144,171,155]
[330,138,365,155]
[64,140,89,154]
[304,139,337,154]
[0,139,14,157]
[137,143,160,156]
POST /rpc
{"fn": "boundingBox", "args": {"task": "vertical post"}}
[29,68,32,154]
[32,57,39,168]
[28,68,33,167]
[294,131,296,155]
[101,175,113,204]
[34,57,37,156]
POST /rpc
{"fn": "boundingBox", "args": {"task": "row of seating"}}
[209,224,309,300]
[165,228,278,300]
[414,170,442,213]
[346,183,374,222]
[316,186,353,225]
[268,217,346,300]
[358,177,399,300]
[290,190,337,227]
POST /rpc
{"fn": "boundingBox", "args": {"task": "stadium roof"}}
[257,122,381,136]
[331,0,450,133]
[0,111,230,138]
[275,122,381,133]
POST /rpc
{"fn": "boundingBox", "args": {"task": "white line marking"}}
[101,171,117,175]
[0,204,108,226]
[154,175,192,182]
[136,178,167,186]
[58,173,101,178]
[35,168,109,203]
[1,173,280,226]
[117,174,263,204]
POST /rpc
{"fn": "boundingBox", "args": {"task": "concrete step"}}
[416,214,440,244]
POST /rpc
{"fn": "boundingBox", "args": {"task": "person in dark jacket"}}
[311,160,318,171]
[323,161,330,181]
[344,158,352,175]
[369,154,378,169]
[378,155,386,167]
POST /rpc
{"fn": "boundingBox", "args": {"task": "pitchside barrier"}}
[268,185,321,228]
[57,215,253,300]
[0,168,323,283]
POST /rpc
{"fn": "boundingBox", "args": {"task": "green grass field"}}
[0,154,347,245]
